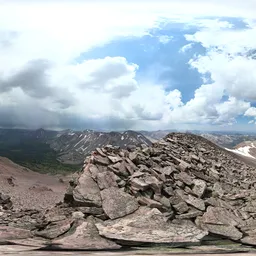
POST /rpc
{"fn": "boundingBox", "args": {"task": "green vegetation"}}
[0,140,81,174]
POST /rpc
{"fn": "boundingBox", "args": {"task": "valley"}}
[0,128,151,174]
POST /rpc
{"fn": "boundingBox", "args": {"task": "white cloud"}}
[179,20,256,127]
[158,35,173,44]
[180,43,193,53]
[1,0,256,130]
[245,107,256,117]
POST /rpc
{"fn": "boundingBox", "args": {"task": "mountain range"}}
[0,128,152,173]
[1,127,256,174]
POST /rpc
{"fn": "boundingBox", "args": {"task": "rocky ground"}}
[0,157,68,211]
[2,133,256,253]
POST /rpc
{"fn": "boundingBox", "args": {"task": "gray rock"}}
[72,211,85,219]
[101,187,139,219]
[175,172,193,186]
[184,195,205,211]
[96,207,208,245]
[0,226,32,243]
[130,177,149,191]
[173,202,189,214]
[241,235,256,246]
[203,223,243,241]
[202,206,244,227]
[92,155,110,166]
[52,217,121,250]
[163,186,174,197]
[73,172,102,207]
[35,219,73,239]
[192,179,207,198]
[97,171,118,190]
[108,155,122,163]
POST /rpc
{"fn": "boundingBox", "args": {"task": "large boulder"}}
[96,207,208,245]
[72,171,102,207]
[101,187,139,219]
[52,217,120,250]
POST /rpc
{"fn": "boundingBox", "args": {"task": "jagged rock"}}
[130,178,149,191]
[52,217,120,250]
[92,155,110,166]
[96,171,118,190]
[192,179,207,198]
[101,187,139,219]
[161,166,175,176]
[173,202,189,214]
[184,194,205,211]
[202,223,243,241]
[96,207,208,245]
[175,172,193,186]
[95,148,107,157]
[212,182,224,197]
[73,171,102,207]
[202,206,244,227]
[163,186,174,197]
[34,219,73,239]
[107,155,122,163]
[154,195,171,208]
[111,161,129,177]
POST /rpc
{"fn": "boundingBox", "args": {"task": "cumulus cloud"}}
[176,20,256,127]
[1,0,256,130]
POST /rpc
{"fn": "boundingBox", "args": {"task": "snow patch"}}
[225,145,256,159]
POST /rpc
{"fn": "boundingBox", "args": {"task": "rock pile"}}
[2,133,256,250]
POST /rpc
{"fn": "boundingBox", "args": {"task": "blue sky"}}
[1,1,256,131]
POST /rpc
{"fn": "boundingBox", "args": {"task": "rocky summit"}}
[2,133,256,251]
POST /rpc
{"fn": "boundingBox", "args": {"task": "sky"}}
[1,0,256,131]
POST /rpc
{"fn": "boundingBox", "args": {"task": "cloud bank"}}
[0,0,256,131]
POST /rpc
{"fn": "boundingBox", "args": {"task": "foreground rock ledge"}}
[2,133,256,250]
[96,207,207,245]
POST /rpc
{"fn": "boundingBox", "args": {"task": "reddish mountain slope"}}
[0,157,68,210]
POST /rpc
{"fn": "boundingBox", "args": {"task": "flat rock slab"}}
[101,187,139,220]
[0,226,32,243]
[202,206,243,226]
[52,217,120,250]
[35,219,73,239]
[96,207,208,245]
[73,172,102,207]
[6,238,49,249]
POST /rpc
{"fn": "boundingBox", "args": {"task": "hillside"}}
[0,157,68,211]
[0,128,151,173]
[51,130,152,164]
[2,132,256,252]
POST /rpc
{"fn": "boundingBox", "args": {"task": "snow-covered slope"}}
[49,130,152,164]
[225,141,256,159]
